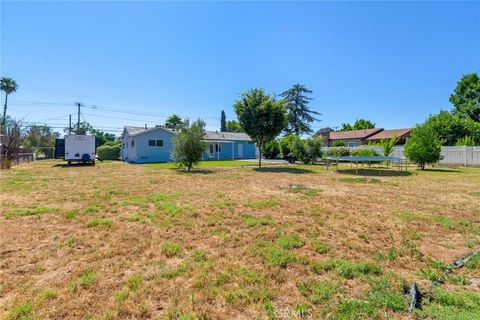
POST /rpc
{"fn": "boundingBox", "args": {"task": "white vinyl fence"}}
[323,146,480,167]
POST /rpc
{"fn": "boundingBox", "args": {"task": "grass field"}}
[1,160,479,320]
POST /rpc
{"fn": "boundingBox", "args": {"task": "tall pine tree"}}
[280,84,320,135]
[220,110,227,132]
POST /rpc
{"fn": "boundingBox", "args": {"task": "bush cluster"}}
[97,145,120,161]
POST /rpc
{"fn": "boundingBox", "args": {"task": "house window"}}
[348,142,355,147]
[215,143,222,152]
[209,144,214,156]
[122,143,125,149]
[131,140,135,147]
[148,140,164,147]
[148,140,156,147]
[156,140,164,147]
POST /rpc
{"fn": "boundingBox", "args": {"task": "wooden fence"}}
[0,153,35,169]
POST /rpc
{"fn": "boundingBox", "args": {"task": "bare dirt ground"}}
[1,160,479,320]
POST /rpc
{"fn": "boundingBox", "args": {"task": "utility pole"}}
[75,102,82,134]
[69,114,72,134]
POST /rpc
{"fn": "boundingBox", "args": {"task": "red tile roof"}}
[366,128,412,140]
[329,128,383,140]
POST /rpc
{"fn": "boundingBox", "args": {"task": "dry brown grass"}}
[0,160,479,319]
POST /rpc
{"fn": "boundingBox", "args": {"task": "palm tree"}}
[165,114,184,130]
[1,77,19,132]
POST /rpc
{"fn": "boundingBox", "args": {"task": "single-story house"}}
[121,126,256,163]
[319,127,412,147]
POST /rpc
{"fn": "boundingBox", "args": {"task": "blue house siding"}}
[122,126,256,163]
[202,141,256,160]
[122,127,175,163]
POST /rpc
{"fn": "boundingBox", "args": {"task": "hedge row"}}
[97,145,120,161]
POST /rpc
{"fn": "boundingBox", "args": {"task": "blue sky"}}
[1,1,479,134]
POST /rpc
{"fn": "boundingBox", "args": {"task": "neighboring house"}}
[366,128,412,145]
[322,127,412,147]
[121,126,255,163]
[328,128,383,147]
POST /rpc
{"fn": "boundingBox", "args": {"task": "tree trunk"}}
[258,145,262,168]
[421,163,425,170]
[1,93,7,133]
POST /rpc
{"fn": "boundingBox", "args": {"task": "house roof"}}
[366,128,412,140]
[123,126,252,141]
[204,131,252,141]
[124,126,176,137]
[329,128,383,140]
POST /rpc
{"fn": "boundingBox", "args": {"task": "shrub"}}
[279,134,301,158]
[171,119,207,171]
[97,145,120,161]
[350,147,379,157]
[263,140,280,159]
[332,140,346,147]
[404,124,441,170]
[292,138,323,164]
[324,147,350,158]
[456,136,476,146]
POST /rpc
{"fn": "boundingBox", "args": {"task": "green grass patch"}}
[298,280,337,304]
[313,241,333,254]
[415,288,480,320]
[87,218,113,227]
[113,289,129,302]
[161,241,182,258]
[79,271,97,288]
[336,260,382,279]
[284,185,321,197]
[64,210,79,220]
[244,215,273,227]
[244,199,280,208]
[277,234,304,250]
[126,273,143,291]
[465,252,480,269]
[85,205,102,214]
[4,207,59,218]
[257,242,298,268]
[39,288,58,300]
[338,177,382,184]
[8,303,32,320]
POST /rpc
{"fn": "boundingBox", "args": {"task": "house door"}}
[209,144,215,158]
[237,144,243,158]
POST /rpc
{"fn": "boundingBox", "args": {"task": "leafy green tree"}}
[423,111,480,145]
[234,88,287,167]
[292,138,323,164]
[226,120,244,133]
[64,121,94,135]
[280,84,320,135]
[279,134,301,158]
[450,73,480,122]
[93,130,116,147]
[171,119,207,171]
[404,124,441,170]
[165,114,184,130]
[263,140,280,159]
[220,110,227,132]
[23,125,60,148]
[0,77,19,133]
[340,119,376,131]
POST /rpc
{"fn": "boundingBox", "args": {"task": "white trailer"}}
[64,134,96,165]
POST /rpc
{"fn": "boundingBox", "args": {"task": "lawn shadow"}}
[53,163,96,168]
[421,168,461,173]
[254,166,314,174]
[175,169,214,174]
[337,168,413,176]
